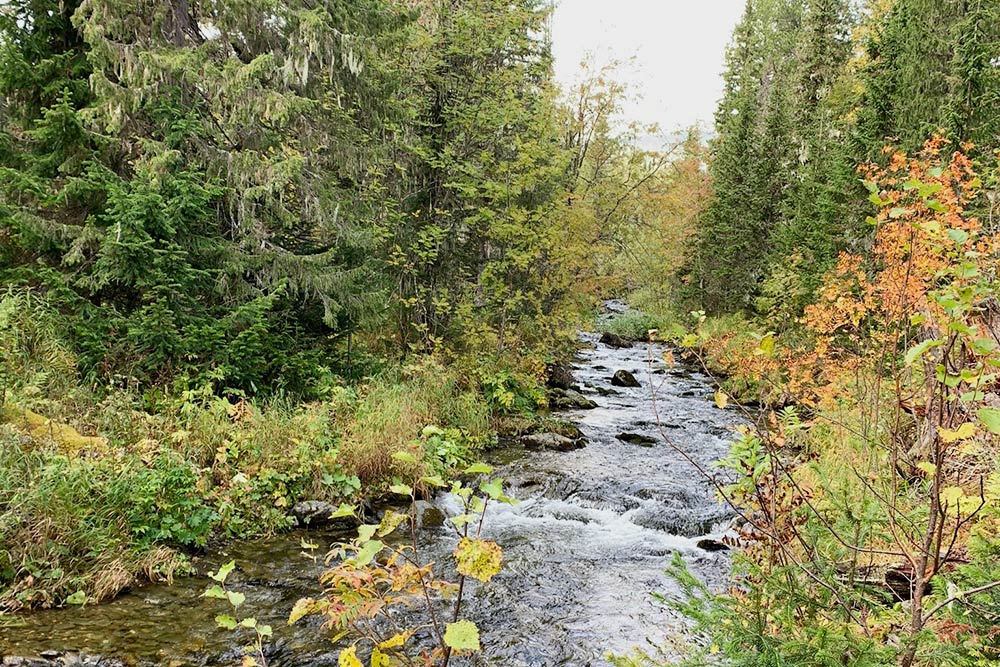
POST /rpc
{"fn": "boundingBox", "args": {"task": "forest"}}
[1,0,1000,666]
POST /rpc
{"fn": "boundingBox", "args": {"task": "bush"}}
[598,310,674,341]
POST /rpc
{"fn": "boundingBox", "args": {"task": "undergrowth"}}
[0,289,546,611]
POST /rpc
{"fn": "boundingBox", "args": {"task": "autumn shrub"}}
[648,139,1000,667]
[291,463,513,665]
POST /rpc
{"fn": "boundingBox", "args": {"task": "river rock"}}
[546,362,577,391]
[696,537,731,552]
[415,500,446,528]
[519,432,584,452]
[290,500,357,527]
[616,432,658,447]
[611,369,641,387]
[548,388,597,410]
[599,332,630,348]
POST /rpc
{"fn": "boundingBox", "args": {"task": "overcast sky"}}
[551,0,746,137]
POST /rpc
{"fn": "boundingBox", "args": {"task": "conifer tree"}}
[686,0,803,314]
[383,0,568,352]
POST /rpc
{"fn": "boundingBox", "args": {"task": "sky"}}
[550,0,746,139]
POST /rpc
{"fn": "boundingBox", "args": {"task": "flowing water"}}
[1,316,741,666]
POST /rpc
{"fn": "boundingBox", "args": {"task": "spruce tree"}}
[383,0,568,352]
[687,0,803,314]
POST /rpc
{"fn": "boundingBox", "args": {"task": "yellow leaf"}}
[338,646,363,667]
[940,486,965,506]
[938,422,976,443]
[454,538,503,583]
[370,648,389,667]
[378,631,412,649]
[917,461,937,476]
[714,391,729,409]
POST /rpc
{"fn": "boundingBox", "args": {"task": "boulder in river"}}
[696,537,731,552]
[519,432,585,452]
[290,500,357,528]
[616,432,659,447]
[548,388,597,410]
[599,332,631,348]
[415,500,446,528]
[545,362,578,391]
[611,369,641,387]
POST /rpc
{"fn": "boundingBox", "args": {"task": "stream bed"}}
[1,322,741,666]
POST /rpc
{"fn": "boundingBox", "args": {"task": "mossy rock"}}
[1,404,108,454]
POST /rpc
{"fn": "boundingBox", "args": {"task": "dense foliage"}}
[684,0,1000,322]
[616,2,1000,666]
[0,0,685,614]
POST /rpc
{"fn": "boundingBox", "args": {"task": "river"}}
[1,319,740,666]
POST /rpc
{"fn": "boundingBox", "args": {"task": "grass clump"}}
[598,310,676,341]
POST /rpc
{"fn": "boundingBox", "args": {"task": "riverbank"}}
[0,284,582,614]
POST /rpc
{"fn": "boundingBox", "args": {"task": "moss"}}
[1,404,108,454]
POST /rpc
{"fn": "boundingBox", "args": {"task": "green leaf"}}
[202,585,227,599]
[389,483,413,496]
[210,560,236,584]
[464,462,493,475]
[240,617,257,628]
[904,339,941,366]
[972,338,998,355]
[392,451,418,464]
[978,407,1000,435]
[948,229,970,245]
[215,614,238,630]
[226,590,246,608]
[421,475,448,488]
[443,620,481,651]
[65,590,87,605]
[329,503,356,519]
[480,478,503,500]
[257,624,273,638]
[357,524,378,543]
[353,539,384,566]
